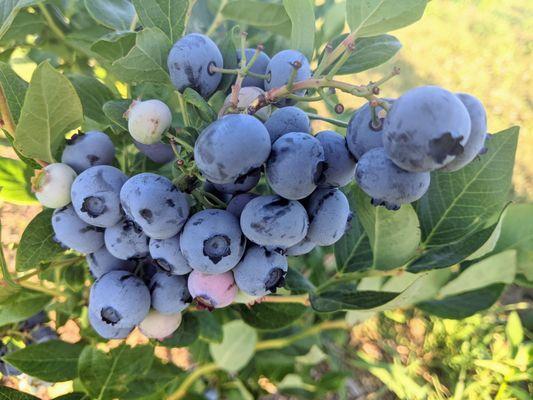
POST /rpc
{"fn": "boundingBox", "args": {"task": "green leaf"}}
[310,285,400,313]
[160,312,199,347]
[326,34,401,75]
[0,0,41,40]
[0,386,39,400]
[84,0,136,31]
[439,250,516,297]
[222,0,290,28]
[3,340,84,381]
[91,31,136,63]
[132,0,189,43]
[417,127,519,248]
[506,311,523,347]
[217,27,238,93]
[78,344,154,400]
[0,288,51,327]
[284,267,315,293]
[182,88,217,123]
[346,0,428,38]
[354,186,420,270]
[16,208,64,271]
[210,320,257,373]
[238,303,307,330]
[0,11,45,45]
[68,75,115,126]
[417,283,505,319]
[0,61,28,125]
[111,28,171,85]
[14,62,83,163]
[335,186,373,273]
[0,156,37,205]
[102,99,130,131]
[283,0,315,60]
[196,310,223,343]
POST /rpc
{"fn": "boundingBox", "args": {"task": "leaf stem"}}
[306,112,348,128]
[167,363,219,400]
[0,85,16,135]
[37,4,66,41]
[261,294,310,305]
[176,92,191,127]
[205,0,228,36]
[255,320,349,351]
[18,281,64,298]
[315,32,357,77]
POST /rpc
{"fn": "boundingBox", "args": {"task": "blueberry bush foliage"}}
[0,1,528,399]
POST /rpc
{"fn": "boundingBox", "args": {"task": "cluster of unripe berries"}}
[30,33,488,340]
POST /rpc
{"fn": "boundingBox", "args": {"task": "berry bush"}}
[0,1,528,399]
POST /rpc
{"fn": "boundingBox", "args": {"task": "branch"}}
[167,363,219,400]
[0,85,16,136]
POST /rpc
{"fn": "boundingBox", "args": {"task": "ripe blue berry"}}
[61,131,115,174]
[87,247,136,279]
[316,130,356,188]
[264,106,311,143]
[52,205,104,253]
[149,272,191,314]
[306,188,351,246]
[104,219,150,260]
[149,235,192,275]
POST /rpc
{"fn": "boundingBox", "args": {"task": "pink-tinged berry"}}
[187,270,237,309]
[126,99,172,145]
[31,163,77,208]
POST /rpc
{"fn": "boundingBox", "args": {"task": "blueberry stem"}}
[209,66,267,80]
[167,363,219,400]
[285,93,322,102]
[315,31,357,77]
[326,43,354,80]
[306,112,349,128]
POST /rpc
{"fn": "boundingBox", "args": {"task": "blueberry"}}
[167,33,223,98]
[306,188,351,246]
[224,86,271,120]
[0,345,21,376]
[120,173,190,239]
[149,235,192,275]
[286,237,316,256]
[211,169,260,194]
[127,99,172,145]
[226,193,259,217]
[149,272,191,314]
[32,163,77,208]
[264,106,311,143]
[52,205,105,253]
[71,165,128,228]
[134,140,175,164]
[30,326,58,343]
[346,101,392,159]
[383,86,471,172]
[86,247,136,279]
[240,195,309,248]
[180,209,246,274]
[266,132,325,200]
[237,48,270,89]
[89,311,133,339]
[19,311,47,331]
[61,131,115,174]
[187,270,237,308]
[264,50,311,107]
[138,257,163,284]
[440,93,488,172]
[194,114,271,184]
[104,219,150,260]
[356,147,431,210]
[138,310,182,340]
[233,245,288,296]
[89,270,151,328]
[316,130,356,188]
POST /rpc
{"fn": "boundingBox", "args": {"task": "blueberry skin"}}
[211,169,260,194]
[104,219,150,260]
[89,311,133,339]
[266,132,325,200]
[346,101,392,159]
[180,209,246,274]
[61,131,115,174]
[86,247,136,279]
[226,193,258,217]
[52,205,105,253]
[240,195,309,248]
[167,33,223,98]
[89,270,151,329]
[187,270,237,308]
[383,86,471,172]
[286,237,316,256]
[71,166,128,228]
[440,93,488,172]
[233,245,288,296]
[29,326,58,343]
[19,311,47,331]
[316,130,356,188]
[356,148,431,210]
[134,140,175,164]
[306,188,351,246]
[194,114,271,184]
[149,272,191,314]
[264,106,311,143]
[149,235,192,275]
[237,48,270,89]
[120,173,190,239]
[264,50,311,107]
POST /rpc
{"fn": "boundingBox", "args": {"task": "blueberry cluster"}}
[33,33,488,341]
